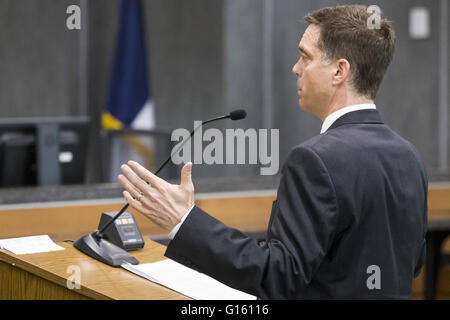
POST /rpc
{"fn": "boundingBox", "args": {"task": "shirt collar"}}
[320,103,377,134]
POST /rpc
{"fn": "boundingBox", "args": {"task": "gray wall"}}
[0,0,449,185]
[0,0,81,117]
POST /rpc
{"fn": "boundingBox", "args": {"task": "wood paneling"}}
[0,183,446,242]
[428,183,450,211]
[0,239,190,300]
[0,202,163,241]
[0,261,89,300]
[428,184,450,254]
[0,195,276,241]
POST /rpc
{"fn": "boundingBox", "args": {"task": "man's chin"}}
[298,100,307,111]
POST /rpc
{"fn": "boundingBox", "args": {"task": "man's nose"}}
[292,60,301,76]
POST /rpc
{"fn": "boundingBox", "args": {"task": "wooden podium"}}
[0,238,189,300]
[0,190,275,300]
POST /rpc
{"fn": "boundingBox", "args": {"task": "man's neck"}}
[320,96,374,121]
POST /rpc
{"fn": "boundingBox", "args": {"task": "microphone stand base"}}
[73,232,139,267]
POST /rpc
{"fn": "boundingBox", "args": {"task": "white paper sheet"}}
[122,259,256,300]
[0,235,65,255]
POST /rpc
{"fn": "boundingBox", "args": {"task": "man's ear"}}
[332,59,351,86]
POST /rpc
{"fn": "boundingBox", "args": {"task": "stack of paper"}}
[0,235,65,255]
[122,259,256,300]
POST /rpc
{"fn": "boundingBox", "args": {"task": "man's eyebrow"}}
[298,46,312,57]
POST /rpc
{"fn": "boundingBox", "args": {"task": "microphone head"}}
[229,109,247,121]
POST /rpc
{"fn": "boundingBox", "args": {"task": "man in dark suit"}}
[118,5,427,299]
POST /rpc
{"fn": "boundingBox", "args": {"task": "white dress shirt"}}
[168,103,377,240]
[320,103,376,134]
[168,204,195,239]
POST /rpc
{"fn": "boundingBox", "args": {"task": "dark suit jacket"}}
[165,109,428,299]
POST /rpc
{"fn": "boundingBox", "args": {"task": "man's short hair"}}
[304,5,395,100]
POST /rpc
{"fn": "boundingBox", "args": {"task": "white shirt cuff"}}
[168,204,195,240]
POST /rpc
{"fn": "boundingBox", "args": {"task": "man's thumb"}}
[181,162,193,188]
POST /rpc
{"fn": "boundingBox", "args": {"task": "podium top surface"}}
[0,238,189,300]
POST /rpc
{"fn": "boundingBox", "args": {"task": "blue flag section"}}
[103,0,156,182]
[104,0,151,128]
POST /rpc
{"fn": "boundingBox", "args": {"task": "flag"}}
[103,0,155,181]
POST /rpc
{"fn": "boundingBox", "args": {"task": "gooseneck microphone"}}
[229,109,247,121]
[153,109,246,177]
[74,109,247,267]
[96,109,247,237]
[85,109,247,258]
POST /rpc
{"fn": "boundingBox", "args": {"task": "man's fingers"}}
[120,164,151,193]
[127,160,167,189]
[118,174,143,199]
[123,191,167,228]
[123,190,145,210]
